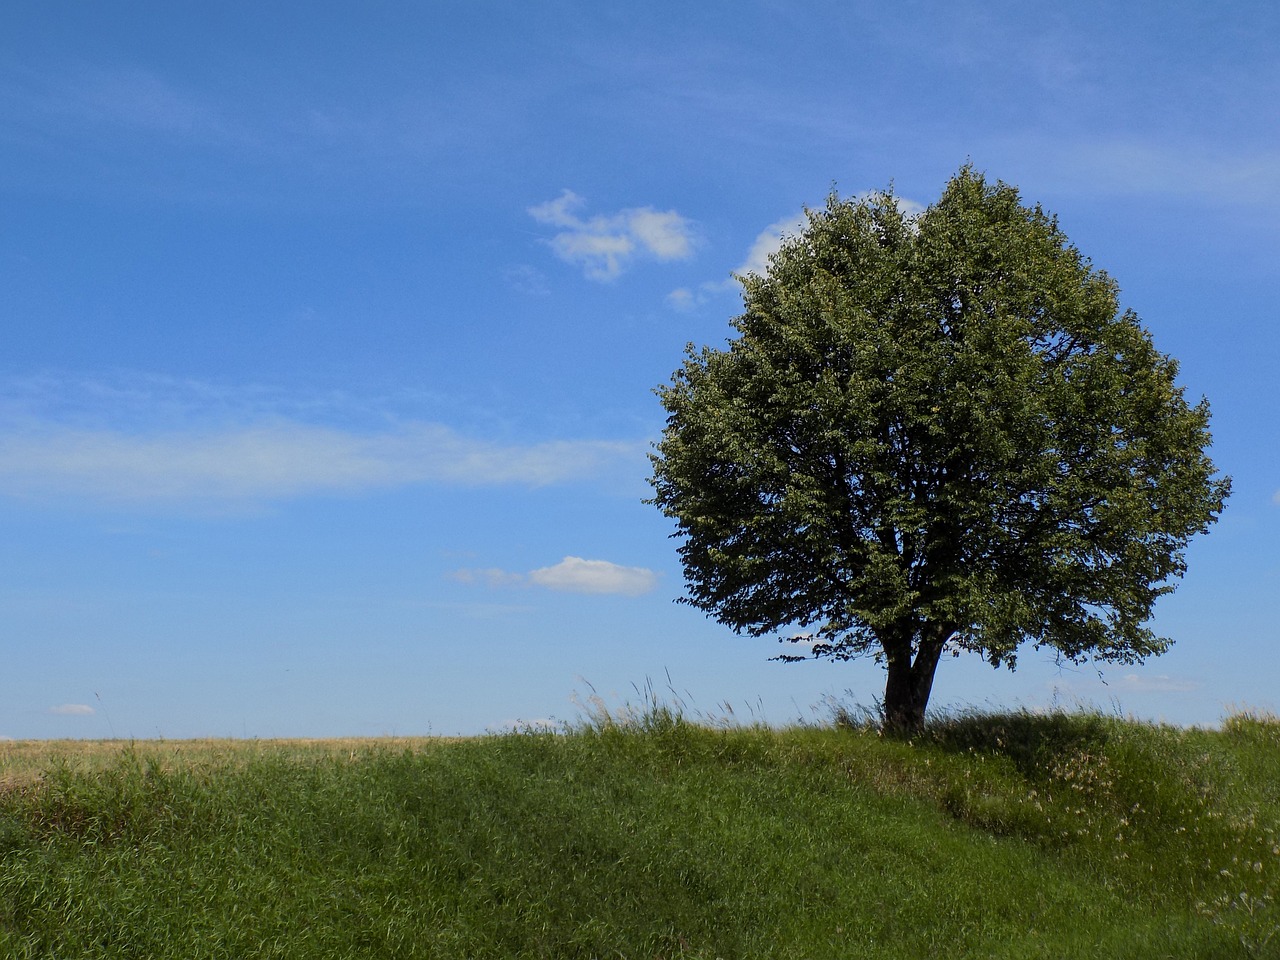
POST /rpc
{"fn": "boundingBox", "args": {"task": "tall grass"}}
[1,708,1276,958]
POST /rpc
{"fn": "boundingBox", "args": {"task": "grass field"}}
[2,707,1277,958]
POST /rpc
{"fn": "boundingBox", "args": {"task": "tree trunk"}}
[881,624,948,735]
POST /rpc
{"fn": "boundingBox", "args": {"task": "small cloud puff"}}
[49,704,95,716]
[529,557,658,596]
[665,287,700,312]
[453,556,659,597]
[503,264,550,296]
[529,190,696,281]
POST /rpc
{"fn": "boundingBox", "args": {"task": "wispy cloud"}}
[529,190,697,281]
[453,556,659,596]
[0,374,641,506]
[0,62,516,205]
[1115,673,1200,694]
[1084,141,1280,202]
[450,567,528,590]
[665,287,701,312]
[996,135,1280,209]
[2,63,237,146]
[49,704,95,716]
[0,421,638,504]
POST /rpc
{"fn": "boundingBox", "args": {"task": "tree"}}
[648,167,1230,734]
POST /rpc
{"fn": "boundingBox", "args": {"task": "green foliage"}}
[1,713,1276,957]
[649,166,1229,729]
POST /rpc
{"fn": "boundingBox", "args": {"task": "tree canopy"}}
[648,167,1230,732]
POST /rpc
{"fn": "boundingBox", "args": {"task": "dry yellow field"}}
[0,736,454,790]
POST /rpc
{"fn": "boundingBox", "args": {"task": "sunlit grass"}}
[1,707,1276,958]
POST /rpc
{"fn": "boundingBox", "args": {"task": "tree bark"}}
[881,624,948,735]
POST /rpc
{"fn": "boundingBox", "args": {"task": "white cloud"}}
[627,208,696,260]
[1271,489,1280,506]
[454,556,659,597]
[49,704,95,716]
[893,196,927,219]
[529,556,659,596]
[528,190,696,281]
[0,420,639,505]
[549,230,634,281]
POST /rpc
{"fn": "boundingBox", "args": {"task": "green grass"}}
[1,708,1277,958]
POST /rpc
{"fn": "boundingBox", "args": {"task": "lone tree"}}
[649,167,1229,733]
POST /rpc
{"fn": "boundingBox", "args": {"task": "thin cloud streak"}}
[1116,673,1200,694]
[0,420,641,504]
[48,704,95,716]
[2,63,239,148]
[993,135,1280,209]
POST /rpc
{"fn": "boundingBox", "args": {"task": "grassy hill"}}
[2,707,1277,958]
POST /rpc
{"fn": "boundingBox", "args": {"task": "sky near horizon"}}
[2,2,1277,739]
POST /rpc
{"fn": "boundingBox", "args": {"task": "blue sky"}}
[2,1,1277,739]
